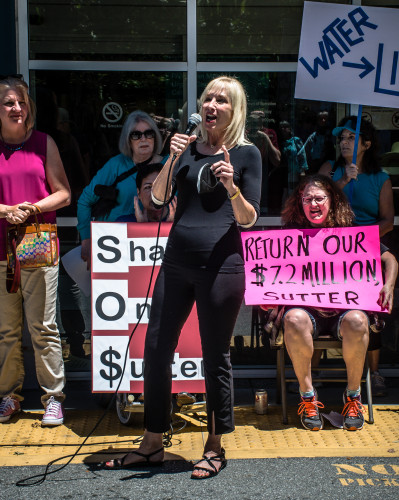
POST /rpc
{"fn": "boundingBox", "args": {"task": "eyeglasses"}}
[302,195,329,205]
[0,74,24,81]
[129,129,155,140]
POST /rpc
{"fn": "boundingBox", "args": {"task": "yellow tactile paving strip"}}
[1,405,398,466]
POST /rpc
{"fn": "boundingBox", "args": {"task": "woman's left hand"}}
[134,196,146,222]
[211,146,236,193]
[377,283,394,313]
[5,203,32,224]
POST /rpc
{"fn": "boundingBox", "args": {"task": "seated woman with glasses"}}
[77,110,167,269]
[280,174,397,432]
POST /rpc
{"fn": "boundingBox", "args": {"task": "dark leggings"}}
[143,263,245,435]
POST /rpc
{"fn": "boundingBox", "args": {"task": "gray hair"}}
[119,110,162,157]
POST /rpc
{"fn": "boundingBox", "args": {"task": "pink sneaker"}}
[42,396,64,426]
[0,396,21,423]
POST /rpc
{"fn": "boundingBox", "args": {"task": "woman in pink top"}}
[0,75,70,426]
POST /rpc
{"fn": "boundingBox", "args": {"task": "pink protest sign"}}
[241,226,383,311]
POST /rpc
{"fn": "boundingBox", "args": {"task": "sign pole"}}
[348,104,363,202]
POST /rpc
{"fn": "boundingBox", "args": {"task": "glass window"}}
[198,72,337,215]
[29,0,187,61]
[362,1,399,5]
[197,0,350,62]
[362,106,399,215]
[30,70,186,216]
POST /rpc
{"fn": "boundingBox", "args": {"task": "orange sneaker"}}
[342,392,364,431]
[298,392,324,431]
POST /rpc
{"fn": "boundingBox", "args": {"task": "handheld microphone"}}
[171,113,202,164]
[184,113,202,136]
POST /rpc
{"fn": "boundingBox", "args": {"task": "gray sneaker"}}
[371,371,387,397]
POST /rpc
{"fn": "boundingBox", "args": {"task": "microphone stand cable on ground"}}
[16,141,190,487]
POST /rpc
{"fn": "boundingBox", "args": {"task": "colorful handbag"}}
[6,211,58,293]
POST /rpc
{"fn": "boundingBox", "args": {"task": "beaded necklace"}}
[0,133,26,151]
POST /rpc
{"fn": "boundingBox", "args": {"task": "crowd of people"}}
[0,74,398,479]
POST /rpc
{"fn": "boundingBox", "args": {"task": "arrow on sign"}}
[342,57,375,79]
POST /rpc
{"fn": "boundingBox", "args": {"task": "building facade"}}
[1,0,399,371]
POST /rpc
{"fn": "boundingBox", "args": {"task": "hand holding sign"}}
[377,284,394,313]
[344,163,358,182]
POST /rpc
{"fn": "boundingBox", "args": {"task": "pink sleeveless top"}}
[0,130,57,261]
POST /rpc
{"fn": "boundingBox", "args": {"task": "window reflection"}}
[197,0,350,62]
[198,72,337,215]
[31,70,185,216]
[29,0,186,61]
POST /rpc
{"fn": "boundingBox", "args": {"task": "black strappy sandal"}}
[102,447,164,470]
[191,448,227,479]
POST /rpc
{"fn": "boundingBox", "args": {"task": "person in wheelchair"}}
[279,174,397,432]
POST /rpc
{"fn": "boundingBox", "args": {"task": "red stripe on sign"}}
[128,324,147,357]
[92,273,128,280]
[126,221,173,238]
[92,330,132,336]
[128,266,158,296]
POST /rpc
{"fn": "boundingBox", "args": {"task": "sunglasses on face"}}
[302,195,329,205]
[0,74,24,81]
[129,129,155,140]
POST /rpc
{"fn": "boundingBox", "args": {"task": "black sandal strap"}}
[129,447,164,460]
[120,447,164,466]
[194,448,226,473]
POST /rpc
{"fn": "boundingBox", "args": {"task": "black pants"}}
[143,262,245,435]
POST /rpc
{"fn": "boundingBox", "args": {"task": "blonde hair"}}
[198,76,251,147]
[0,77,36,132]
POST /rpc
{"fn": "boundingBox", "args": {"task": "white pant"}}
[0,262,65,406]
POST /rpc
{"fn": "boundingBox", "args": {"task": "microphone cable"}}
[16,153,181,487]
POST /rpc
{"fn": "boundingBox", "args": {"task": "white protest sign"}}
[295,2,399,108]
[91,222,205,394]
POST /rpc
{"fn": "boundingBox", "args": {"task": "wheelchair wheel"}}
[116,394,144,426]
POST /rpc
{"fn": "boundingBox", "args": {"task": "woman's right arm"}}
[152,133,196,204]
[378,178,394,237]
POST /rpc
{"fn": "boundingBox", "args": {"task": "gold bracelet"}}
[228,188,240,201]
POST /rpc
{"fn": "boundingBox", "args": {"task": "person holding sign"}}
[280,174,397,432]
[116,163,177,222]
[103,76,262,477]
[319,116,395,396]
[319,116,394,237]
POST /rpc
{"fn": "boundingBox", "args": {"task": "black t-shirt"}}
[163,142,262,272]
